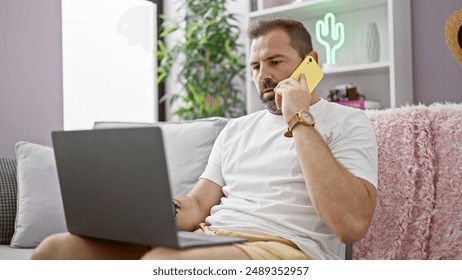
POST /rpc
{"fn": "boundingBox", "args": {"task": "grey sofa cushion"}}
[0,158,17,244]
[94,117,229,197]
[11,142,66,248]
[0,245,34,260]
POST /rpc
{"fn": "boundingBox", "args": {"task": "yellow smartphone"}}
[290,55,324,94]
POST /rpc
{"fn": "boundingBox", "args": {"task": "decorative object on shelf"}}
[316,12,345,65]
[336,99,365,110]
[250,0,258,11]
[157,0,246,120]
[445,8,462,66]
[366,22,380,63]
[327,83,376,110]
[327,83,363,101]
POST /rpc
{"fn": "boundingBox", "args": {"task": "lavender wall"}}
[0,0,63,157]
[411,0,462,105]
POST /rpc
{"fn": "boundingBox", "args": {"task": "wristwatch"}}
[284,110,315,138]
[172,200,180,218]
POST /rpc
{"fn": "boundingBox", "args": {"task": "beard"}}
[259,79,282,115]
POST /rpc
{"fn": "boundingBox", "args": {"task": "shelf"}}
[250,0,328,18]
[322,61,390,75]
[245,0,413,112]
[250,0,388,20]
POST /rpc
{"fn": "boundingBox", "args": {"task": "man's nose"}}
[257,66,272,83]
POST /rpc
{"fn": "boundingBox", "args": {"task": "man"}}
[32,18,377,260]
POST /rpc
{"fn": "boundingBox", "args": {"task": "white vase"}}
[366,22,380,63]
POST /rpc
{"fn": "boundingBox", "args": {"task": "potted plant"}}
[157,0,246,120]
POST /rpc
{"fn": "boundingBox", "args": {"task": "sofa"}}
[1,103,461,260]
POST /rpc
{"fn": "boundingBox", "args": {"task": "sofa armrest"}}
[0,158,18,245]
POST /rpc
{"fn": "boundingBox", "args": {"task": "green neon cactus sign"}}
[316,12,345,64]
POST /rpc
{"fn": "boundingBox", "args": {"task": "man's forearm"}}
[292,125,376,243]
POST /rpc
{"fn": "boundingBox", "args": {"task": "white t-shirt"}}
[200,98,378,259]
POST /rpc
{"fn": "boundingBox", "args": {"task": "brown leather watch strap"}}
[284,110,315,138]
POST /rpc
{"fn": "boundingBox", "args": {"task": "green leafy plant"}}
[157,0,246,120]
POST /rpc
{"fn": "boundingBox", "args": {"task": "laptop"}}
[51,126,246,248]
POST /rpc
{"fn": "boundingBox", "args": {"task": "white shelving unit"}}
[245,0,413,113]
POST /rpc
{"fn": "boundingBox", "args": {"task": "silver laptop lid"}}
[52,127,178,247]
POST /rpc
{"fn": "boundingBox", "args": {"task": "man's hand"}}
[274,74,312,123]
[174,179,223,231]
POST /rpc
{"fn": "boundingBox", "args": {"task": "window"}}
[62,0,161,130]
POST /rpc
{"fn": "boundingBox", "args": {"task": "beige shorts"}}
[194,223,314,260]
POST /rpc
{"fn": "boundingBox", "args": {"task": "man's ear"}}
[306,51,319,62]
